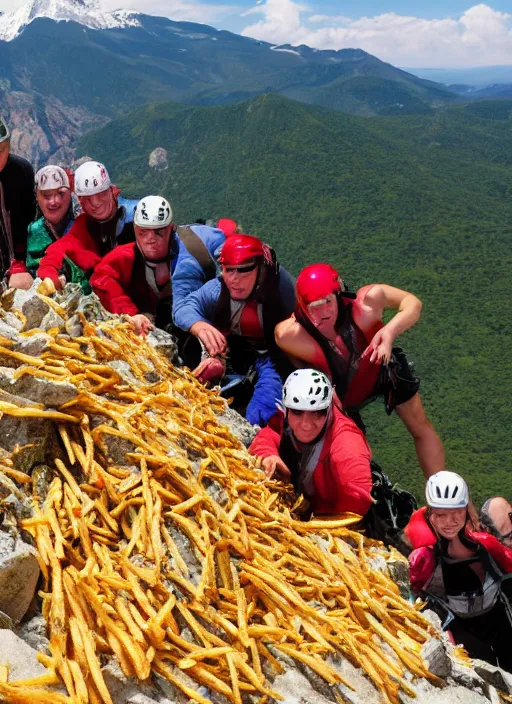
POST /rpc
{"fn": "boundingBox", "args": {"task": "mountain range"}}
[78,93,512,503]
[0,0,459,164]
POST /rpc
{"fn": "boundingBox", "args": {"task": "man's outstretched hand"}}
[261,455,291,481]
[193,357,225,384]
[363,328,393,365]
[190,321,227,357]
[130,314,154,336]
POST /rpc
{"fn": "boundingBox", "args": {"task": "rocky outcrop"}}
[2,87,109,166]
[0,280,509,704]
[148,147,168,170]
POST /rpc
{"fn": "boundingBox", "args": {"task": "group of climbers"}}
[1,115,510,668]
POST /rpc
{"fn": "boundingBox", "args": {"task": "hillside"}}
[78,94,512,504]
[0,1,457,163]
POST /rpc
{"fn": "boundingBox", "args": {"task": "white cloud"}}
[241,1,512,68]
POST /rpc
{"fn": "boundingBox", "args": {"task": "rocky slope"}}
[0,280,509,703]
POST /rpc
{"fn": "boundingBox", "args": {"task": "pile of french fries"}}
[0,312,442,704]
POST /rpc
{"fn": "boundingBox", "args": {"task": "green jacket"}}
[26,216,91,293]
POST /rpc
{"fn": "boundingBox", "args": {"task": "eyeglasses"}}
[224,263,258,274]
[288,408,329,418]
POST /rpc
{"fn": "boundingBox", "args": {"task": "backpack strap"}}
[177,225,217,282]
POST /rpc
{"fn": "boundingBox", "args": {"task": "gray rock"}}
[146,327,178,364]
[422,609,443,631]
[102,661,179,704]
[216,405,259,447]
[16,333,52,356]
[0,390,57,471]
[108,360,141,386]
[400,683,488,704]
[0,629,48,680]
[0,531,40,623]
[40,308,66,332]
[421,638,451,679]
[22,295,50,330]
[0,366,77,406]
[473,659,512,693]
[65,314,83,337]
[0,319,21,343]
[272,669,335,704]
[2,312,24,331]
[17,614,50,653]
[13,280,41,312]
[327,656,381,704]
[449,661,487,694]
[385,556,411,598]
[148,147,168,171]
[488,686,501,704]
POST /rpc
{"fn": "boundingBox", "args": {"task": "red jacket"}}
[406,507,512,593]
[37,213,106,284]
[90,243,157,316]
[249,406,372,516]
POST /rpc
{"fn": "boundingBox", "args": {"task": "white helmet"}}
[282,369,333,411]
[74,161,111,196]
[134,196,173,228]
[425,471,469,509]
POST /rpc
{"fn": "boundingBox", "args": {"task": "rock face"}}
[2,88,109,167]
[0,530,40,623]
[0,630,48,680]
[0,366,78,406]
[148,147,168,171]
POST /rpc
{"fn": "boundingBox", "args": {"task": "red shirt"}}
[90,243,157,317]
[249,406,372,516]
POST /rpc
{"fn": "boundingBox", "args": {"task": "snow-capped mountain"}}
[0,0,140,41]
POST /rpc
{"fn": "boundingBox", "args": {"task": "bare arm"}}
[363,284,422,363]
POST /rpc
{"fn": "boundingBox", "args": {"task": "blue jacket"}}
[172,225,226,318]
[174,266,296,332]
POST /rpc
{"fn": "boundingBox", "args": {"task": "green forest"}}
[79,94,512,505]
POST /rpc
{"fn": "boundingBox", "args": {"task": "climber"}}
[0,114,36,290]
[37,161,137,290]
[249,369,372,517]
[406,471,512,670]
[274,263,444,478]
[480,497,512,547]
[173,234,295,426]
[90,196,225,336]
[26,165,76,276]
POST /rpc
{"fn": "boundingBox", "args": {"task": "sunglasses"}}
[224,263,258,274]
[288,408,329,418]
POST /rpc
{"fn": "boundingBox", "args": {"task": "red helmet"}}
[219,234,265,265]
[296,263,355,310]
[217,218,238,237]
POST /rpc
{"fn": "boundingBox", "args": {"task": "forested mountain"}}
[79,94,512,503]
[0,0,457,164]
